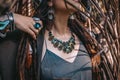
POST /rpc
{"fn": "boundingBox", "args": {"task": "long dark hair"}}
[38,0,120,80]
[16,0,120,80]
[36,0,101,79]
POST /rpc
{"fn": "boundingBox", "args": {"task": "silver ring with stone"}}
[34,22,41,29]
[33,17,41,29]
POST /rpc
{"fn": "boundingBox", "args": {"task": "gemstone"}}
[52,39,57,44]
[0,20,10,30]
[58,44,63,51]
[53,41,59,47]
[48,36,54,41]
[34,22,41,29]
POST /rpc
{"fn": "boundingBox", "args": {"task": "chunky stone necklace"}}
[48,31,76,54]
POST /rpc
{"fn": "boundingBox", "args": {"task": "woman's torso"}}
[41,42,92,80]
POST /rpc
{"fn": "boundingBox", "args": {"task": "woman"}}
[17,0,92,80]
[18,0,92,80]
[22,0,119,80]
[0,0,120,80]
[40,0,92,80]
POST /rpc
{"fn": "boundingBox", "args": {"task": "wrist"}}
[7,12,14,23]
[7,12,15,31]
[13,13,20,26]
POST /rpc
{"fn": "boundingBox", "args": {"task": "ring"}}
[34,22,41,29]
[33,17,41,29]
[33,17,40,21]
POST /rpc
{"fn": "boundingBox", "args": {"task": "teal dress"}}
[41,44,92,80]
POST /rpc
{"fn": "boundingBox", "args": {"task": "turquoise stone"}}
[0,20,10,30]
[52,39,57,44]
[58,44,63,51]
[66,48,72,53]
[34,22,41,29]
[54,41,59,47]
[48,36,54,41]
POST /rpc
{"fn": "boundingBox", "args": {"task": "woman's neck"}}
[52,10,71,35]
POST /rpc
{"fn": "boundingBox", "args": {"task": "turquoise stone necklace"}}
[48,31,76,54]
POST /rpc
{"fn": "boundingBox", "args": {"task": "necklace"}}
[48,31,76,54]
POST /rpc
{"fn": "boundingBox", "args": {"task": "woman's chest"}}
[41,49,92,80]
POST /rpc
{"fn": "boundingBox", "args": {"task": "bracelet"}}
[0,12,14,38]
[0,20,9,38]
[0,12,14,27]
[7,12,15,31]
[7,12,14,23]
[0,20,10,30]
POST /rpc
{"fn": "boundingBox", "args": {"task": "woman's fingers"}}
[26,21,42,39]
[14,13,43,40]
[26,26,37,40]
[30,23,39,35]
[32,18,43,35]
[16,23,37,40]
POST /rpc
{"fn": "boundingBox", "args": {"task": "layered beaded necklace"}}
[48,31,76,54]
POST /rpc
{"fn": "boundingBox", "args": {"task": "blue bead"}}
[0,20,10,30]
[34,22,41,29]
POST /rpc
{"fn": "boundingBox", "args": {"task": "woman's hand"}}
[14,13,42,40]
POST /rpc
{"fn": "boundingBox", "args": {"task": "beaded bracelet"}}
[0,12,14,38]
[7,12,14,22]
[7,12,14,31]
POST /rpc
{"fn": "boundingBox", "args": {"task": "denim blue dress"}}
[41,44,92,80]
